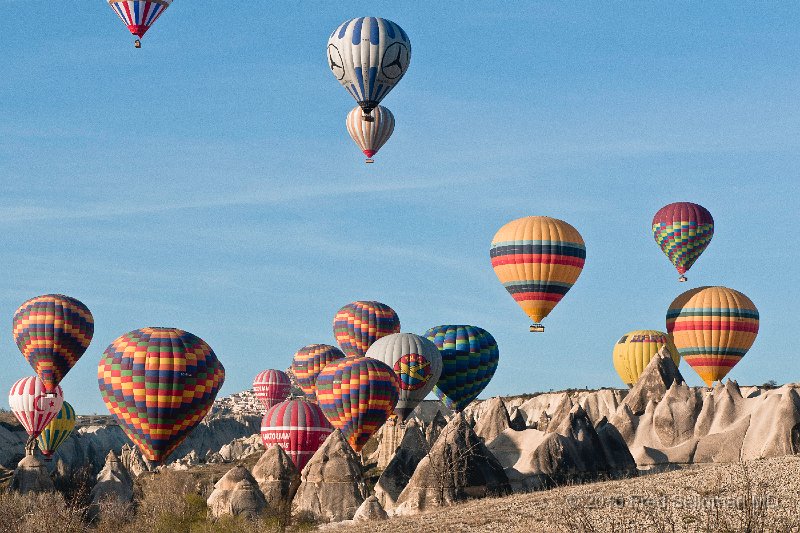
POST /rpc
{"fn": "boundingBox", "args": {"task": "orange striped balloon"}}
[346,105,395,163]
[666,286,759,386]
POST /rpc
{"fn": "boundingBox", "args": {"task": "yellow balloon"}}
[612,330,679,387]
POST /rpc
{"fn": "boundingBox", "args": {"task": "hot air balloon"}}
[9,376,63,453]
[291,344,346,400]
[346,105,395,164]
[365,333,442,421]
[108,0,173,48]
[315,356,399,452]
[37,401,76,459]
[13,294,94,395]
[423,325,499,412]
[666,286,759,387]
[253,370,291,411]
[333,301,401,357]
[98,327,225,463]
[490,216,586,332]
[260,399,333,471]
[327,17,411,119]
[652,202,714,282]
[612,330,679,387]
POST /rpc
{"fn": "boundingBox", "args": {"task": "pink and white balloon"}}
[253,369,292,410]
[8,376,63,438]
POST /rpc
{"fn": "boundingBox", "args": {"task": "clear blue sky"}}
[1,3,798,414]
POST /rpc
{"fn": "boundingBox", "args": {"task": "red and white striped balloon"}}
[253,369,292,411]
[8,376,63,438]
[260,399,332,471]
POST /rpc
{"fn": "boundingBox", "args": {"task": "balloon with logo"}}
[652,202,714,282]
[108,0,172,47]
[291,344,346,400]
[327,17,411,117]
[8,376,63,443]
[423,325,499,412]
[253,370,291,411]
[490,216,586,332]
[37,401,76,459]
[612,330,679,387]
[365,333,442,421]
[333,301,401,357]
[260,399,333,471]
[98,327,225,463]
[666,286,759,386]
[13,294,94,395]
[347,105,395,164]
[315,356,399,452]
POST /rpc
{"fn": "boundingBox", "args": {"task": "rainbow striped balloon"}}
[260,399,333,471]
[13,294,94,394]
[98,327,225,463]
[253,370,291,411]
[653,202,714,281]
[37,401,76,458]
[291,344,346,400]
[424,325,499,412]
[316,356,399,452]
[333,301,401,357]
[667,286,759,386]
[490,216,586,331]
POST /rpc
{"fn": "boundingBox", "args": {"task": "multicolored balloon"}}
[98,327,225,463]
[327,17,411,116]
[652,202,714,282]
[490,216,586,332]
[37,401,76,458]
[108,0,172,46]
[423,325,499,412]
[612,330,680,387]
[347,105,395,163]
[291,344,346,400]
[253,370,291,411]
[13,294,94,394]
[8,376,63,439]
[365,333,442,421]
[316,356,399,452]
[333,301,401,357]
[260,399,333,471]
[667,286,759,387]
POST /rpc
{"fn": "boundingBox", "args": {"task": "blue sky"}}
[1,3,798,414]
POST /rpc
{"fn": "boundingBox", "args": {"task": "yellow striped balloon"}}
[37,401,76,458]
[346,105,395,163]
[612,330,679,387]
[666,286,759,386]
[490,216,586,331]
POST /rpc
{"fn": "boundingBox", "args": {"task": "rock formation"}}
[473,396,514,444]
[206,465,267,519]
[394,413,510,514]
[88,451,134,522]
[292,430,366,523]
[618,348,684,416]
[217,434,264,463]
[508,407,527,430]
[374,423,428,510]
[423,410,448,447]
[9,455,54,494]
[251,445,299,509]
[353,495,388,521]
[369,417,406,469]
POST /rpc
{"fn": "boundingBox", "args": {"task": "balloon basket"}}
[134,40,142,48]
[365,158,375,164]
[362,114,375,122]
[678,275,687,282]
[529,323,545,333]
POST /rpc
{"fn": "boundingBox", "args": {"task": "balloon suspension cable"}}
[529,323,545,333]
[678,275,688,282]
[134,39,142,49]
[365,158,375,164]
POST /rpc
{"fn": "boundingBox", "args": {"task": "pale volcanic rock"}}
[423,410,448,447]
[207,465,267,519]
[88,451,134,522]
[251,445,300,508]
[9,454,54,494]
[474,396,515,444]
[618,348,684,417]
[353,495,389,521]
[374,423,428,510]
[652,381,702,447]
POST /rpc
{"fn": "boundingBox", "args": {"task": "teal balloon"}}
[423,325,499,412]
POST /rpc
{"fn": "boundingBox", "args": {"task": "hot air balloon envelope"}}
[260,399,333,471]
[333,301,400,357]
[108,0,172,39]
[8,376,63,439]
[612,330,679,387]
[253,370,291,411]
[347,105,395,162]
[291,344,346,401]
[37,401,76,458]
[652,202,714,282]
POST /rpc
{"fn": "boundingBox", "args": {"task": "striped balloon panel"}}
[327,17,411,113]
[612,330,679,387]
[424,325,499,412]
[315,356,399,452]
[13,294,94,394]
[97,327,225,463]
[365,332,443,422]
[666,286,759,386]
[490,217,586,324]
[260,399,332,471]
[652,202,714,276]
[37,401,76,457]
[253,370,292,411]
[108,1,172,38]
[8,376,63,438]
[346,105,395,159]
[291,344,346,400]
[333,301,401,358]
